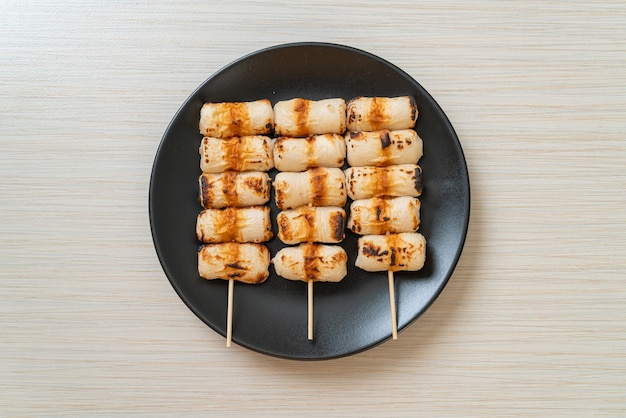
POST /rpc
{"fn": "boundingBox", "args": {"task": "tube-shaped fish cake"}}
[348,196,420,235]
[274,98,346,136]
[199,171,271,209]
[198,243,270,283]
[355,232,426,272]
[277,206,346,245]
[344,164,422,200]
[200,136,274,173]
[345,129,422,167]
[196,206,273,244]
[346,96,417,132]
[273,134,346,172]
[274,167,346,210]
[199,100,274,138]
[272,243,347,282]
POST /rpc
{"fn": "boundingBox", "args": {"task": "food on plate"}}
[273,98,346,136]
[272,243,348,282]
[276,206,346,244]
[355,232,426,272]
[345,129,422,167]
[347,196,420,235]
[200,135,274,173]
[273,167,347,210]
[346,96,417,132]
[198,242,270,283]
[199,100,274,138]
[273,134,346,172]
[196,206,273,243]
[344,164,422,200]
[199,171,271,208]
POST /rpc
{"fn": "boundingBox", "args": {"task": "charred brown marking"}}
[221,102,250,137]
[293,99,310,137]
[362,242,389,258]
[303,207,316,242]
[330,211,346,242]
[277,213,292,242]
[221,171,238,206]
[409,96,418,124]
[243,174,266,196]
[275,187,286,210]
[310,168,328,206]
[221,137,241,171]
[349,131,361,140]
[303,243,321,282]
[379,130,392,149]
[367,97,385,130]
[414,166,423,195]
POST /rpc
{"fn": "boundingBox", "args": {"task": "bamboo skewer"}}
[226,278,234,347]
[308,279,314,340]
[388,270,398,340]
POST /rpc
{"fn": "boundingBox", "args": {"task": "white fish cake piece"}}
[348,196,420,235]
[199,171,271,209]
[355,232,426,272]
[346,96,417,132]
[276,206,346,245]
[273,167,346,211]
[200,135,274,173]
[273,134,346,172]
[199,100,274,138]
[274,98,346,136]
[198,243,270,283]
[345,129,422,167]
[272,243,347,282]
[344,164,422,200]
[196,206,273,244]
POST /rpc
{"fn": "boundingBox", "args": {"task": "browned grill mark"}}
[277,213,292,242]
[414,166,423,195]
[302,243,321,282]
[379,130,391,149]
[222,102,250,137]
[243,173,266,196]
[302,206,316,242]
[293,98,310,137]
[409,96,418,124]
[221,171,238,207]
[329,211,346,242]
[375,167,390,197]
[222,242,243,278]
[221,137,241,171]
[310,168,328,206]
[367,97,385,130]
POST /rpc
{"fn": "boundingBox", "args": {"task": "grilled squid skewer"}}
[199,100,274,138]
[344,164,422,200]
[355,232,426,273]
[196,206,273,244]
[346,96,417,132]
[273,167,346,210]
[272,243,348,283]
[200,135,274,173]
[273,134,346,172]
[345,129,422,167]
[198,243,270,284]
[347,196,420,235]
[273,98,346,137]
[199,171,271,209]
[276,206,346,245]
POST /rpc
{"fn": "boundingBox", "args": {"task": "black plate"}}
[149,42,470,360]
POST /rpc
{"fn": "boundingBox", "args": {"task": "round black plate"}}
[149,42,470,360]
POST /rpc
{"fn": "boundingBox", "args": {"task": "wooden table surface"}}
[2,1,625,416]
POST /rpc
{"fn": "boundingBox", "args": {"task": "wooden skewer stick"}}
[308,279,314,340]
[388,269,398,340]
[226,278,234,347]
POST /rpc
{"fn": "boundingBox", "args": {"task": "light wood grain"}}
[1,1,625,416]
